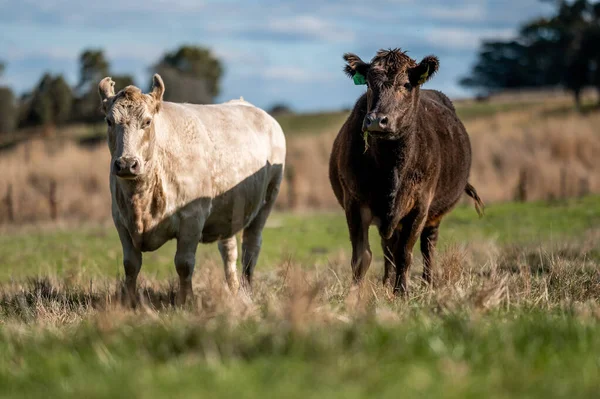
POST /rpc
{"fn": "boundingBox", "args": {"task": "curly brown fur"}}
[330,48,482,295]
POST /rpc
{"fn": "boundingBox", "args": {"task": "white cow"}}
[98,75,286,305]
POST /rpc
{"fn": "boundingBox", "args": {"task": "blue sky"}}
[0,0,554,112]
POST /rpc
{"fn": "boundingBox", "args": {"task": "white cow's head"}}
[98,75,165,179]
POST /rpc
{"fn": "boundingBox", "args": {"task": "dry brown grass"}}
[1,238,598,328]
[1,237,598,398]
[282,102,600,209]
[1,100,599,223]
[0,139,110,223]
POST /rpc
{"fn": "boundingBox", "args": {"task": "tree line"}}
[462,0,600,107]
[3,1,597,135]
[0,46,222,135]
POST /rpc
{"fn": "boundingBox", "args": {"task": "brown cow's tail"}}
[465,182,484,218]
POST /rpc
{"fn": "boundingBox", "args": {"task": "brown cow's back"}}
[418,90,472,224]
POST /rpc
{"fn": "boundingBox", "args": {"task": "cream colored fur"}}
[99,74,286,305]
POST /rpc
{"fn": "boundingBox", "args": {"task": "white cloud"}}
[213,48,266,67]
[22,0,208,14]
[425,27,515,50]
[262,15,355,43]
[261,66,312,82]
[6,47,77,61]
[426,4,486,22]
[256,66,334,83]
[205,14,355,43]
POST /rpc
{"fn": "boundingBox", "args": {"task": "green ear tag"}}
[353,72,366,85]
[417,65,430,85]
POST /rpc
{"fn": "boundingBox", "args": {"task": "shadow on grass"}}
[0,277,179,321]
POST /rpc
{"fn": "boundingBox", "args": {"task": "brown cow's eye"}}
[106,118,112,127]
[404,82,412,90]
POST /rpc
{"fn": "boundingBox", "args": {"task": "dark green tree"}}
[152,46,223,104]
[25,73,73,126]
[0,61,16,134]
[49,75,73,125]
[28,74,53,126]
[77,49,109,92]
[0,87,15,134]
[112,74,136,91]
[73,49,110,122]
[461,0,600,107]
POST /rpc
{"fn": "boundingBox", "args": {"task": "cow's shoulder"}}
[421,89,456,113]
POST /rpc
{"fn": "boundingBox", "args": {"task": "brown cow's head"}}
[344,49,439,138]
[99,74,165,180]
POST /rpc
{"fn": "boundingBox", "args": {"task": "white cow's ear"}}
[98,77,115,114]
[151,74,165,102]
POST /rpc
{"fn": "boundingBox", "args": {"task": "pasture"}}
[1,196,599,398]
[4,1,600,397]
[0,95,599,398]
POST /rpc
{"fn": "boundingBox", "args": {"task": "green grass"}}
[0,311,599,398]
[1,198,599,398]
[274,111,349,136]
[1,196,598,281]
[455,100,540,120]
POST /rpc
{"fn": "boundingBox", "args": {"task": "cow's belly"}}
[137,229,175,252]
[200,177,269,243]
[139,234,171,252]
[200,200,262,243]
[135,214,177,252]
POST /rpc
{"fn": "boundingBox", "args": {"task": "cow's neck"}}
[369,126,416,167]
[366,123,420,227]
[117,159,167,238]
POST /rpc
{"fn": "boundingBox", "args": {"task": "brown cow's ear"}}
[98,77,115,114]
[408,55,439,87]
[343,53,370,84]
[151,74,165,102]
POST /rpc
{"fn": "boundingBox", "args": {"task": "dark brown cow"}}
[329,49,483,295]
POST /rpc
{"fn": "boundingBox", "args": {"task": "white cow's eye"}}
[142,119,152,128]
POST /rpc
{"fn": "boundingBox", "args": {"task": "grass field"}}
[1,197,599,398]
[1,197,599,280]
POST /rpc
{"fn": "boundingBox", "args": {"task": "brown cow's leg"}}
[393,210,427,296]
[420,223,440,286]
[345,202,373,283]
[381,231,400,287]
[116,223,142,308]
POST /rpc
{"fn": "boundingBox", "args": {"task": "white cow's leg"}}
[116,222,142,307]
[218,236,239,294]
[175,219,202,306]
[242,175,281,291]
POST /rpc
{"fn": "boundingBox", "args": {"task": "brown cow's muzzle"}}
[113,157,142,179]
[363,113,391,135]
